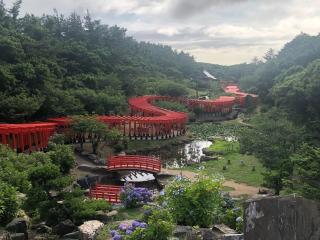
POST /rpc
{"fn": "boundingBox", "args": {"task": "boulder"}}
[199,228,215,240]
[173,225,198,240]
[0,231,11,240]
[36,225,52,234]
[6,218,28,234]
[87,154,97,161]
[62,231,80,240]
[57,219,76,236]
[76,175,99,189]
[244,196,320,240]
[95,210,118,222]
[222,234,244,240]
[202,148,215,156]
[78,220,104,240]
[201,155,218,162]
[9,233,25,240]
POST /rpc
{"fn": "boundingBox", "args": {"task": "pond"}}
[121,140,212,182]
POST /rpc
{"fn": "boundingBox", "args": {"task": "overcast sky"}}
[4,0,320,65]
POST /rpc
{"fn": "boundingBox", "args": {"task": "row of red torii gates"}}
[0,83,257,152]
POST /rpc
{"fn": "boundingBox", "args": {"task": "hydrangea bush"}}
[110,207,174,240]
[111,220,148,240]
[120,183,152,208]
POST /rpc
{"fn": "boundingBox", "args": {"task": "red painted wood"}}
[0,83,257,152]
[106,155,161,173]
[89,184,121,203]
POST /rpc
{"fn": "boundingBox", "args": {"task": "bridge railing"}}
[107,155,161,173]
[89,184,121,203]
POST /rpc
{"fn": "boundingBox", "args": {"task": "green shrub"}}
[118,207,174,240]
[63,189,112,225]
[165,175,223,227]
[0,181,19,224]
[48,144,75,174]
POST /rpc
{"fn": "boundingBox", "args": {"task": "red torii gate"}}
[0,83,258,151]
[0,123,56,152]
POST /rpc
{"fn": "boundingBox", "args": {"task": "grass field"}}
[184,152,264,186]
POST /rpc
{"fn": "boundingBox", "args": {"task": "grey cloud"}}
[170,0,247,19]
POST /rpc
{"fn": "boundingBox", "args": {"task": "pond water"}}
[121,140,212,182]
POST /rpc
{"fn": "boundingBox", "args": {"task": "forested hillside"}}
[0,1,204,122]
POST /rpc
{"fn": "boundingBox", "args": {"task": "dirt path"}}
[165,169,260,197]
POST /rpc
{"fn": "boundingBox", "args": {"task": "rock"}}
[244,196,320,240]
[173,225,197,240]
[87,154,97,161]
[62,231,80,239]
[95,210,118,222]
[36,225,52,234]
[6,218,28,234]
[201,155,218,162]
[9,233,25,240]
[76,175,99,189]
[213,224,237,234]
[0,231,11,240]
[202,148,215,156]
[222,234,244,240]
[199,228,215,240]
[106,210,118,218]
[57,219,76,236]
[78,220,104,240]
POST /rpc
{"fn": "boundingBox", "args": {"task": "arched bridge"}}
[106,155,161,174]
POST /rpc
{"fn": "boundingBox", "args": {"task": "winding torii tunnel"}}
[0,83,257,152]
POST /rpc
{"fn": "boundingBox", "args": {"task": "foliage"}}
[239,109,303,194]
[48,144,75,174]
[209,139,240,154]
[164,175,223,227]
[188,122,248,140]
[221,208,243,233]
[120,183,152,209]
[154,100,189,113]
[157,82,189,97]
[62,188,112,225]
[0,3,202,122]
[71,115,122,153]
[111,207,174,240]
[0,181,19,224]
[286,144,320,200]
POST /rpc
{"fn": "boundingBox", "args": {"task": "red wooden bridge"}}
[0,81,257,152]
[106,155,161,174]
[89,184,121,203]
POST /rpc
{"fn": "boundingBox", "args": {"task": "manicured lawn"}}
[183,152,265,187]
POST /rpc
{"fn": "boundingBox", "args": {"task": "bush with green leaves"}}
[164,175,223,227]
[111,206,174,240]
[221,208,243,233]
[48,144,75,174]
[0,181,19,224]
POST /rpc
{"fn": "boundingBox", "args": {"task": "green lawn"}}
[184,152,264,186]
[209,139,240,153]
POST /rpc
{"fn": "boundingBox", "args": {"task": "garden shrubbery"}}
[110,207,174,240]
[164,175,223,227]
